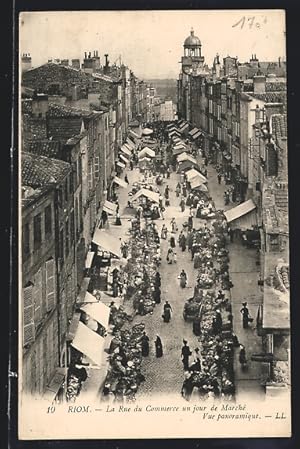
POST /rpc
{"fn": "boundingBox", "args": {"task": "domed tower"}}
[181,28,205,75]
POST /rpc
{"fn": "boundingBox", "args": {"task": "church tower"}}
[181,28,205,75]
[178,28,205,121]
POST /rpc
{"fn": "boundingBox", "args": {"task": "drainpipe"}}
[53,186,62,366]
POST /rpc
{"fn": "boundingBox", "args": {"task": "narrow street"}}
[104,154,264,401]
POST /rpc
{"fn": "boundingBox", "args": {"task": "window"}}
[209,100,213,114]
[65,219,69,258]
[23,284,35,346]
[70,210,75,244]
[44,205,52,237]
[217,105,221,120]
[64,178,68,202]
[94,156,99,179]
[217,127,222,142]
[23,222,30,257]
[59,229,64,264]
[33,214,42,251]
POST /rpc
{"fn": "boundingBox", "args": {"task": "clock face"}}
[183,65,192,75]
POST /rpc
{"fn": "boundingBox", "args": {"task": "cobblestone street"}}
[104,155,265,400]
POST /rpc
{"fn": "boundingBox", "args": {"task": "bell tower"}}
[181,28,205,75]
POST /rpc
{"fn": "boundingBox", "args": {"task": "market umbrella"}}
[142,128,153,136]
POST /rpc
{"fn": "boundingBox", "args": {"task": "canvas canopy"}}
[129,129,141,139]
[119,154,129,164]
[113,176,128,188]
[80,301,110,329]
[142,127,153,136]
[92,229,122,258]
[82,291,99,303]
[138,157,151,162]
[192,130,202,139]
[224,199,256,223]
[179,123,189,132]
[103,200,118,215]
[173,142,187,150]
[85,251,95,269]
[71,322,105,366]
[177,152,197,164]
[120,145,131,156]
[178,160,199,171]
[126,138,136,149]
[189,127,199,136]
[186,168,207,183]
[190,178,208,190]
[138,147,155,159]
[130,188,160,204]
[169,130,181,137]
[116,161,125,169]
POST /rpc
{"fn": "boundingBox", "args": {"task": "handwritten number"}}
[232,16,245,29]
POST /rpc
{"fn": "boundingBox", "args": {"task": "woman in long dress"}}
[166,248,174,264]
[163,301,172,322]
[179,270,187,288]
[141,332,150,357]
[170,218,177,233]
[170,236,176,248]
[161,224,168,240]
[155,335,163,357]
[180,197,186,212]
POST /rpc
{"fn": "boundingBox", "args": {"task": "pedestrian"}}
[161,224,168,239]
[115,212,122,226]
[124,174,129,184]
[181,371,194,401]
[228,226,234,242]
[187,230,193,252]
[170,235,176,248]
[204,157,208,166]
[164,185,169,198]
[152,285,161,304]
[189,348,201,372]
[179,269,187,288]
[162,301,172,323]
[166,248,174,264]
[240,302,251,329]
[181,340,192,371]
[167,166,171,179]
[192,317,201,336]
[130,160,134,170]
[170,218,178,233]
[155,271,161,288]
[181,233,186,252]
[141,332,150,357]
[155,335,163,357]
[175,182,181,197]
[215,310,223,333]
[180,197,186,212]
[239,344,247,369]
[182,183,187,198]
[188,214,193,232]
[217,173,222,184]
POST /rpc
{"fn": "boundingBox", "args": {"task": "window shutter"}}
[45,259,56,312]
[94,156,99,179]
[33,268,42,326]
[23,285,35,346]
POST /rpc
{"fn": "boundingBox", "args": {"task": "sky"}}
[19,10,286,79]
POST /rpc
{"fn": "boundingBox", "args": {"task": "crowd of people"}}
[64,120,253,405]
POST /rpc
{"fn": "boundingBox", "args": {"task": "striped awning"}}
[119,154,129,164]
[189,127,199,136]
[113,176,128,188]
[192,130,202,139]
[120,145,131,156]
[103,200,118,215]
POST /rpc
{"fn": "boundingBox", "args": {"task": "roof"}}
[248,91,286,104]
[186,168,207,183]
[21,184,55,209]
[26,140,61,158]
[48,103,94,118]
[263,183,288,234]
[184,29,201,47]
[47,117,84,142]
[224,199,256,223]
[262,253,290,331]
[271,114,287,140]
[130,188,160,204]
[22,151,71,188]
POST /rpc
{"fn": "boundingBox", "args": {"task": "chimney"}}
[32,94,49,118]
[85,52,87,59]
[88,52,91,58]
[278,57,281,67]
[253,75,266,94]
[93,51,95,57]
